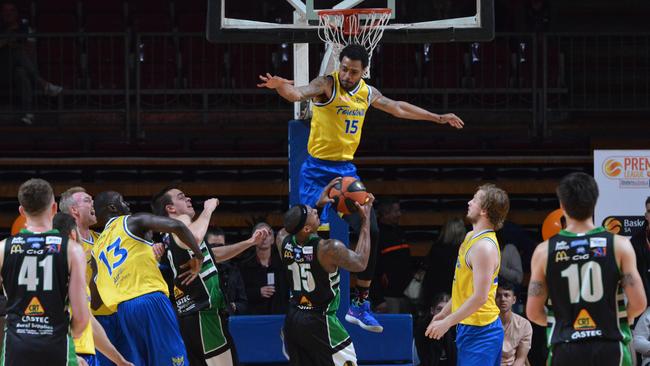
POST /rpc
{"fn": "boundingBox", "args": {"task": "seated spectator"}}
[370,197,413,313]
[414,293,456,366]
[420,218,466,312]
[205,227,248,315]
[497,280,531,366]
[635,307,650,366]
[238,222,289,315]
[630,197,650,304]
[0,1,62,124]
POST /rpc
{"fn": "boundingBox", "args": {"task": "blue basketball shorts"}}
[299,155,359,223]
[116,292,188,366]
[456,318,503,366]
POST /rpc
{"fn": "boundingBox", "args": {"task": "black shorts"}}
[550,339,632,366]
[177,307,238,366]
[282,306,357,366]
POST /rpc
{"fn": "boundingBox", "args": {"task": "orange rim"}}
[317,8,392,17]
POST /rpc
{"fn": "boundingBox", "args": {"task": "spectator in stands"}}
[414,293,456,366]
[205,227,248,315]
[371,198,413,313]
[497,231,524,285]
[630,197,650,303]
[0,1,62,124]
[497,280,531,366]
[634,307,650,366]
[238,222,289,315]
[420,218,466,312]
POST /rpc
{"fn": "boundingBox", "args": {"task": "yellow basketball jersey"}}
[308,71,373,161]
[82,230,114,316]
[73,286,95,355]
[92,215,168,311]
[451,230,501,326]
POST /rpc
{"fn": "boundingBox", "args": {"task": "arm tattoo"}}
[322,240,362,272]
[621,273,635,288]
[528,281,546,297]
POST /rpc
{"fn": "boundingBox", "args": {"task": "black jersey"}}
[1,230,75,366]
[163,233,226,316]
[281,234,340,313]
[546,227,630,345]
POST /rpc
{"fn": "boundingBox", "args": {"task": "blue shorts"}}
[456,318,503,366]
[81,353,99,366]
[116,292,188,366]
[299,156,359,223]
[95,313,126,366]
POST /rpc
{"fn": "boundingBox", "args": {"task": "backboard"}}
[207,0,494,44]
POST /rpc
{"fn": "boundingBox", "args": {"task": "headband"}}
[287,204,309,235]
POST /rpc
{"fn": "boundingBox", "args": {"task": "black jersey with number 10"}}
[546,227,631,345]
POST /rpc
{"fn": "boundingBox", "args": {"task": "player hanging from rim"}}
[0,178,89,366]
[275,178,373,366]
[151,185,271,366]
[527,172,647,366]
[258,43,464,333]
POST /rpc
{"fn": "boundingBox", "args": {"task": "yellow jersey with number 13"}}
[308,71,373,161]
[451,230,501,326]
[92,215,168,311]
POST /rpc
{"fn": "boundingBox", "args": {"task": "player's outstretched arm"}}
[369,86,464,129]
[526,241,549,326]
[319,195,374,273]
[212,227,271,263]
[257,73,330,103]
[91,315,134,366]
[616,235,647,321]
[68,240,90,338]
[129,213,202,260]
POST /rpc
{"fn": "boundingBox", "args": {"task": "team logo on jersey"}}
[11,237,25,245]
[299,296,313,308]
[24,297,45,316]
[554,241,569,251]
[592,247,607,257]
[171,356,185,366]
[570,239,588,248]
[576,246,587,254]
[173,286,185,299]
[302,246,313,255]
[573,309,597,330]
[10,245,24,254]
[555,251,570,262]
[343,361,356,366]
[589,238,607,248]
[46,244,61,253]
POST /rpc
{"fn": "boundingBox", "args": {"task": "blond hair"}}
[477,183,510,230]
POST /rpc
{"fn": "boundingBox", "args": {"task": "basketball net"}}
[317,9,391,79]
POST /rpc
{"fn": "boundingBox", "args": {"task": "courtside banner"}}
[594,150,650,237]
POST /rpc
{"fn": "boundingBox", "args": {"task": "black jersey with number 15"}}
[281,234,341,314]
[546,227,630,345]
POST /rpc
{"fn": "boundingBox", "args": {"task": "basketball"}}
[541,208,564,240]
[328,177,370,215]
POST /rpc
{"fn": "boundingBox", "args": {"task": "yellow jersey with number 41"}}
[92,215,168,311]
[307,71,373,161]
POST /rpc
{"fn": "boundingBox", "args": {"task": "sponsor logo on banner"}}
[555,251,570,262]
[602,155,650,188]
[589,238,607,248]
[570,239,589,248]
[573,309,597,330]
[555,241,569,251]
[603,216,645,236]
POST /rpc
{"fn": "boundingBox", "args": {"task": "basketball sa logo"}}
[603,217,622,234]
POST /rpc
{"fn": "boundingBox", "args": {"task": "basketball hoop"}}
[317,8,391,78]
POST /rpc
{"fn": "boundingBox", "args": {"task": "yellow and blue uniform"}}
[92,215,188,366]
[300,71,372,221]
[451,230,503,366]
[74,287,98,366]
